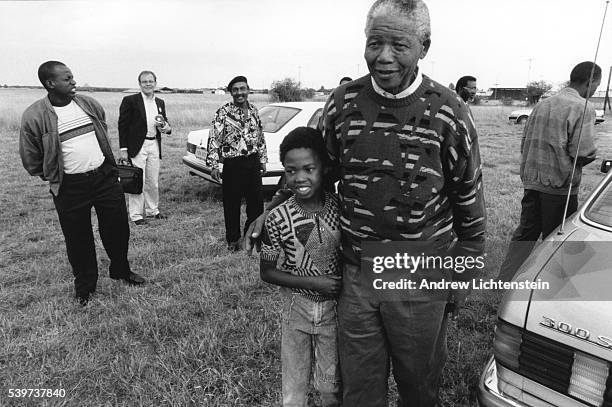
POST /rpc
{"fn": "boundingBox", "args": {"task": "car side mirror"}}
[600,159,612,173]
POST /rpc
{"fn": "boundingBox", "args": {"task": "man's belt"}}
[145,137,157,140]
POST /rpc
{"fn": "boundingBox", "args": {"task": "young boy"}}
[260,127,342,407]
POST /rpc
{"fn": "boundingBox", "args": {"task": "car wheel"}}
[517,116,528,124]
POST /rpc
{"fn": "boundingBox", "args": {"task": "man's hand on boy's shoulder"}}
[309,274,342,297]
[245,188,294,255]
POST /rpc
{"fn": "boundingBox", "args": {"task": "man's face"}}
[48,65,77,99]
[460,80,477,102]
[364,14,430,94]
[139,73,156,96]
[231,81,249,106]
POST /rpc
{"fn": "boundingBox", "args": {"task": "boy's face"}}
[283,147,324,203]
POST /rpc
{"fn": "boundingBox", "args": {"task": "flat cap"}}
[227,75,248,91]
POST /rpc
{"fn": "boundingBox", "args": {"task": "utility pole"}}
[298,65,302,85]
[605,66,612,113]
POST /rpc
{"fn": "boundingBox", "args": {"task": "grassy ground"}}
[1,88,611,406]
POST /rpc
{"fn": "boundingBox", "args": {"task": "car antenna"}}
[559,0,610,235]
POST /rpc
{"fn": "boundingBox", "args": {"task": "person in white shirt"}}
[20,61,146,305]
[118,71,171,225]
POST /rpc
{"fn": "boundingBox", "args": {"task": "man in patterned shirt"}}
[207,75,268,251]
[248,0,486,404]
[19,61,145,306]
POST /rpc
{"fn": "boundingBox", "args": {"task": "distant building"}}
[212,89,225,95]
[487,87,528,100]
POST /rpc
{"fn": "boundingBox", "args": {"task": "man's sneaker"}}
[134,219,146,226]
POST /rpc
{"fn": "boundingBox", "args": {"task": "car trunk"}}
[523,228,612,361]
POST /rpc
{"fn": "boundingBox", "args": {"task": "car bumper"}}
[478,356,590,407]
[182,153,283,189]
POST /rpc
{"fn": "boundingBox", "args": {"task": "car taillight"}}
[493,319,522,371]
[568,351,609,406]
[186,142,196,153]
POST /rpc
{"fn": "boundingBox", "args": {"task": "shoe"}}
[134,219,146,226]
[227,240,241,252]
[153,213,166,220]
[112,271,146,286]
[76,295,89,306]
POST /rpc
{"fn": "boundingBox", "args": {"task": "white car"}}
[182,101,325,191]
[478,159,612,407]
[509,108,605,125]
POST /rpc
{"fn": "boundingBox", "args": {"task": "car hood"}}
[187,128,283,171]
[502,226,612,360]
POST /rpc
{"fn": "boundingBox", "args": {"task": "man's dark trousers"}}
[221,154,263,244]
[52,161,131,299]
[498,189,578,281]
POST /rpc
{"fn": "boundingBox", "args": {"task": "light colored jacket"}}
[520,87,597,195]
[19,94,117,196]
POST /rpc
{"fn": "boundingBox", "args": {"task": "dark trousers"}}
[52,162,131,299]
[221,154,263,244]
[498,189,578,281]
[338,264,448,407]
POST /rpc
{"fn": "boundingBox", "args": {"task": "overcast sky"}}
[2,0,612,90]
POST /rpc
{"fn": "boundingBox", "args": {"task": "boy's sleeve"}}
[260,212,283,264]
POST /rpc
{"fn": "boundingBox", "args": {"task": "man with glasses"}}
[455,75,478,103]
[118,70,171,225]
[207,75,268,251]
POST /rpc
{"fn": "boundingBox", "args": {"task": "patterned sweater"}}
[520,87,597,195]
[260,192,341,302]
[323,74,486,266]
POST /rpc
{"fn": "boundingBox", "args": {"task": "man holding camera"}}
[118,70,171,225]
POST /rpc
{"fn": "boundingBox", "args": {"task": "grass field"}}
[1,88,611,406]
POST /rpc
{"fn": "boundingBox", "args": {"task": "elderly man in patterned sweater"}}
[248,0,486,405]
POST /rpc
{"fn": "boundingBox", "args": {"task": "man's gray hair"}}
[365,0,431,42]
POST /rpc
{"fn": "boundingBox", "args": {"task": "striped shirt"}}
[323,74,486,266]
[260,192,341,302]
[54,101,104,174]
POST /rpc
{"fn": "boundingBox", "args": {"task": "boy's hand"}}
[310,275,342,297]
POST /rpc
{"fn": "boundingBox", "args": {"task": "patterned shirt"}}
[206,101,267,169]
[260,192,341,302]
[323,74,486,266]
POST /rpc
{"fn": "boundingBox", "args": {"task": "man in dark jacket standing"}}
[118,71,171,225]
[19,61,145,305]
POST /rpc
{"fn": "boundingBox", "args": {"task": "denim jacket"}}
[19,94,117,196]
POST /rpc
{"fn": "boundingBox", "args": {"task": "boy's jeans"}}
[281,291,341,407]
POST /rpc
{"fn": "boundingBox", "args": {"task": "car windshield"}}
[259,106,300,133]
[585,176,612,227]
